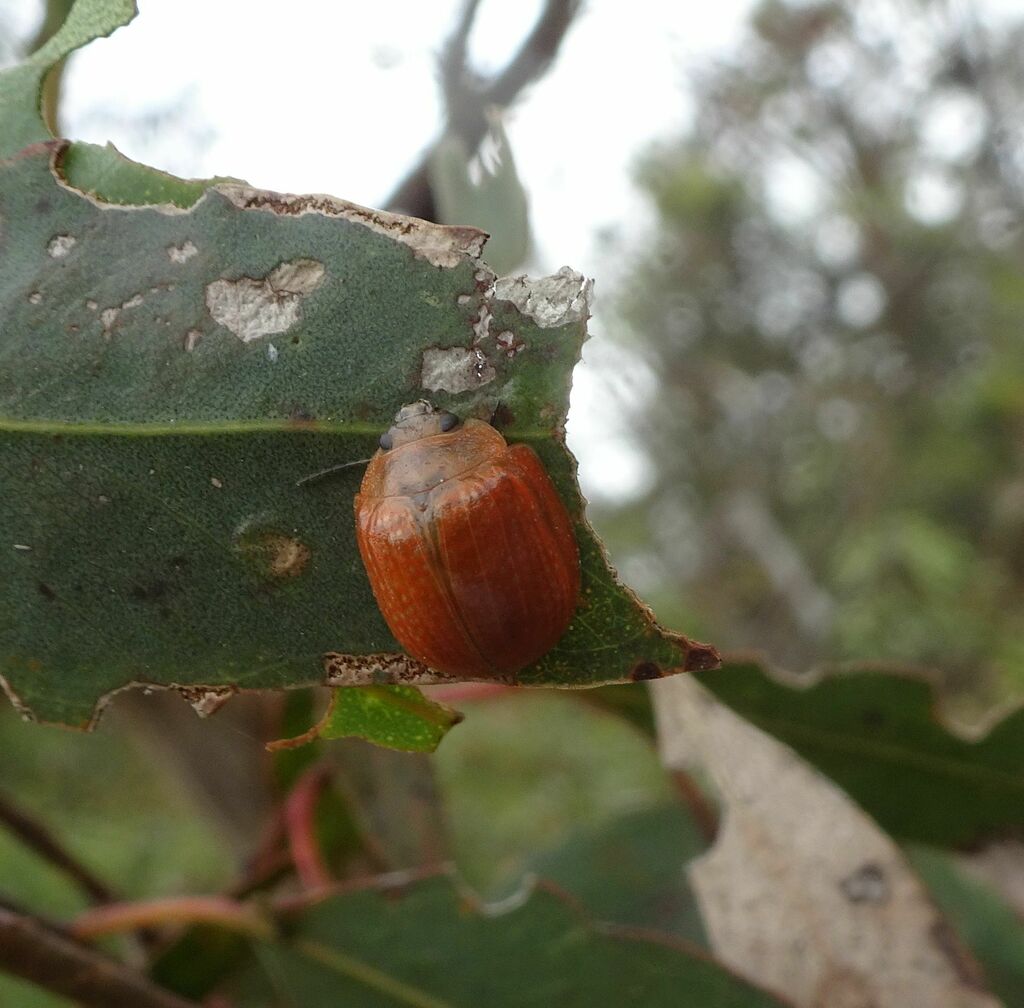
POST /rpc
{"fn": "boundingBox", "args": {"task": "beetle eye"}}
[379,431,394,451]
[439,411,459,432]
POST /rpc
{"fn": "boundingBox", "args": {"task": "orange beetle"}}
[354,402,580,679]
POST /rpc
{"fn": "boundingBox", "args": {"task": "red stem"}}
[284,763,335,890]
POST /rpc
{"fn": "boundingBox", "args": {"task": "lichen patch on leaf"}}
[216,183,488,269]
[421,346,496,394]
[204,258,325,343]
[495,266,594,328]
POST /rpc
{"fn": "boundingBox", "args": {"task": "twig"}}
[285,763,335,890]
[71,896,272,943]
[440,0,484,106]
[0,789,117,904]
[0,903,200,1008]
[385,0,582,220]
[483,0,583,106]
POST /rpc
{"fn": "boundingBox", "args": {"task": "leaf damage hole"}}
[496,330,526,357]
[47,234,76,258]
[421,346,496,394]
[167,240,198,263]
[205,258,325,344]
[99,293,144,339]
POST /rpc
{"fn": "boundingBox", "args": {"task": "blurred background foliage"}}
[595,0,1024,701]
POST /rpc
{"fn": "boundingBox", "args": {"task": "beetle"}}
[354,402,580,679]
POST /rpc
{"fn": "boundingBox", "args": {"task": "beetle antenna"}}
[296,458,371,487]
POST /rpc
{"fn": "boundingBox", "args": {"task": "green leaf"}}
[0,0,137,159]
[699,661,1024,847]
[529,803,709,946]
[232,874,790,1007]
[320,685,460,752]
[909,845,1024,1006]
[320,685,463,753]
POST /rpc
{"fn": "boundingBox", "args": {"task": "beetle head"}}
[379,401,460,451]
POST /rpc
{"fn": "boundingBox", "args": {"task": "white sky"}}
[1,0,752,502]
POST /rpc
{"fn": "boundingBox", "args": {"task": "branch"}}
[440,0,484,107]
[71,896,272,943]
[0,903,200,1008]
[0,789,117,904]
[386,0,582,220]
[483,0,583,107]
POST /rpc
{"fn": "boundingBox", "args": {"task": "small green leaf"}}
[321,685,462,753]
[0,0,137,159]
[699,661,1024,847]
[267,685,461,753]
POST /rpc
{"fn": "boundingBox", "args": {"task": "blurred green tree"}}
[603,0,1024,694]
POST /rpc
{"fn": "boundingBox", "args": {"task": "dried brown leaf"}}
[652,676,1001,1008]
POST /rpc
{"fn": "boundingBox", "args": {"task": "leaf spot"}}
[167,240,198,263]
[838,862,889,904]
[47,234,76,258]
[421,346,496,394]
[496,329,527,358]
[232,520,312,582]
[99,293,144,339]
